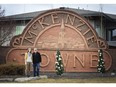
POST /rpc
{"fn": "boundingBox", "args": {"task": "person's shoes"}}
[35,75,39,78]
[27,75,30,77]
[37,74,39,76]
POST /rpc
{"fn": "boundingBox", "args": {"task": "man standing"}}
[32,48,42,77]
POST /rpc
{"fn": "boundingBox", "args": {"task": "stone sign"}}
[6,9,112,72]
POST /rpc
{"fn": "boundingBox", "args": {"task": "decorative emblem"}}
[12,36,22,47]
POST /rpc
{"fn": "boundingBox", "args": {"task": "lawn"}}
[24,77,116,83]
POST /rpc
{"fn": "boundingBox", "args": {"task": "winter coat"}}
[32,52,41,64]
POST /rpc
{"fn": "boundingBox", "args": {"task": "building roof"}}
[107,13,116,20]
[5,10,44,20]
[4,7,116,21]
[6,7,116,20]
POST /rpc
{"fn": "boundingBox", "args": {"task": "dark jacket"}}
[32,52,41,64]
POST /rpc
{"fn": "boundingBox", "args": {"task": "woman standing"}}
[25,48,32,77]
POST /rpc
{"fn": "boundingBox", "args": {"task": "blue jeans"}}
[33,63,40,76]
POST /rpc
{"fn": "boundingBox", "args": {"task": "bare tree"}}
[0,5,16,46]
[0,5,5,17]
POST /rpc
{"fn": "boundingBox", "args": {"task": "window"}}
[107,29,116,41]
[112,29,116,41]
[15,26,25,35]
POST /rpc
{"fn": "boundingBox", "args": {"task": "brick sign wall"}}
[6,9,112,72]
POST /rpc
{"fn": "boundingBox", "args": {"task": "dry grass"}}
[24,77,116,83]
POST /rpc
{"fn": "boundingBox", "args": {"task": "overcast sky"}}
[1,4,116,16]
